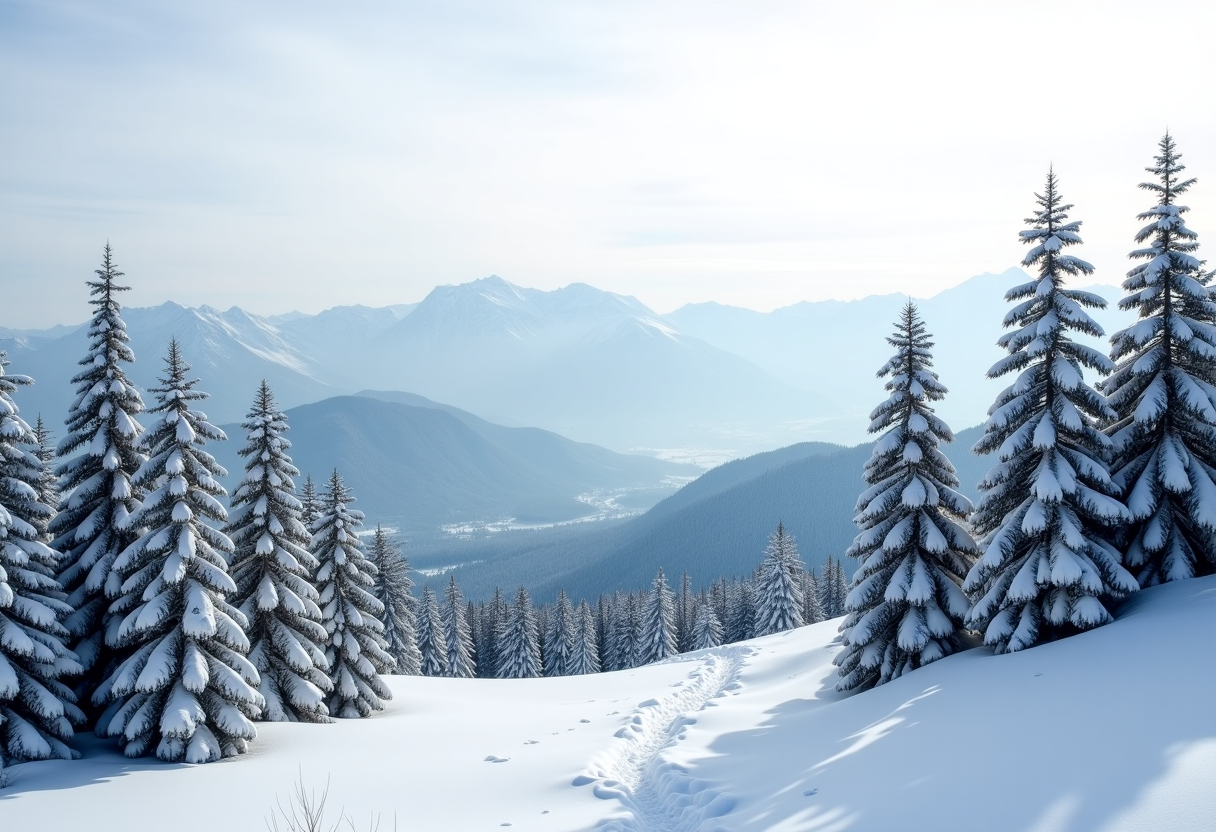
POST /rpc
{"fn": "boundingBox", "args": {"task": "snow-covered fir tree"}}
[97,340,263,762]
[835,304,977,691]
[802,569,825,624]
[496,586,541,679]
[966,172,1137,654]
[753,522,805,636]
[638,569,677,665]
[0,355,83,766]
[725,579,755,643]
[29,415,58,540]
[567,600,600,675]
[312,470,393,717]
[225,381,331,722]
[819,557,848,618]
[677,572,694,652]
[543,590,575,677]
[477,588,506,678]
[368,526,420,675]
[441,576,475,678]
[300,474,320,530]
[416,586,448,677]
[1102,134,1216,586]
[50,245,146,719]
[690,600,723,650]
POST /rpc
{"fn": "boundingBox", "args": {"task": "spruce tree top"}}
[56,243,145,466]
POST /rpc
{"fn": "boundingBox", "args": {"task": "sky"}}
[2,0,1214,328]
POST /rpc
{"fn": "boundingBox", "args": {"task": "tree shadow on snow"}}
[0,734,195,799]
[703,578,1216,832]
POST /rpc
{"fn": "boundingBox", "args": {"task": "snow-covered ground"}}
[4,577,1214,832]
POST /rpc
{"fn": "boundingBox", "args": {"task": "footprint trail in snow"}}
[579,647,750,832]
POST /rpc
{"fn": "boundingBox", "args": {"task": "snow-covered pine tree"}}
[50,245,146,719]
[30,415,58,540]
[802,569,825,624]
[0,355,83,766]
[690,600,723,650]
[1102,134,1216,585]
[725,579,755,643]
[677,572,694,652]
[496,586,540,679]
[441,576,475,678]
[567,600,600,675]
[966,172,1138,654]
[416,586,448,677]
[477,588,505,678]
[368,526,420,675]
[97,340,262,762]
[300,474,319,530]
[226,381,331,722]
[638,568,677,665]
[835,303,977,691]
[753,522,805,636]
[312,470,393,717]
[543,589,575,677]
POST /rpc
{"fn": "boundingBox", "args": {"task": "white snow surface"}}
[4,577,1214,831]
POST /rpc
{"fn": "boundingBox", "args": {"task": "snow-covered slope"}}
[6,576,1212,831]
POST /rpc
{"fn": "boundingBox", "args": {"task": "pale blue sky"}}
[2,0,1214,327]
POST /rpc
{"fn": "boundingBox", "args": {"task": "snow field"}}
[2,576,1214,831]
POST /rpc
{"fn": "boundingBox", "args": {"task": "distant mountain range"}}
[4,269,1131,455]
[209,393,698,543]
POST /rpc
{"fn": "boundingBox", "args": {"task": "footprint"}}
[803,788,818,796]
[484,755,510,763]
[524,740,539,745]
[580,719,590,723]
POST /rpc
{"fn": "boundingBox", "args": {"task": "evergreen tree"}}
[638,569,677,665]
[97,341,262,762]
[416,586,448,677]
[496,586,540,679]
[677,571,694,652]
[50,245,146,719]
[368,526,420,675]
[802,569,825,624]
[1102,134,1216,585]
[0,355,83,766]
[313,471,393,717]
[300,474,320,529]
[441,576,476,678]
[690,601,723,651]
[30,415,58,540]
[726,579,755,643]
[966,172,1137,654]
[836,304,977,691]
[753,522,805,636]
[543,590,575,677]
[568,600,601,675]
[226,381,331,722]
[477,588,506,679]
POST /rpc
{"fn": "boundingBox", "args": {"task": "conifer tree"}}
[300,474,320,530]
[226,381,331,722]
[802,569,825,624]
[416,586,448,677]
[313,471,393,717]
[368,526,420,675]
[567,600,601,675]
[543,590,576,677]
[677,572,694,652]
[50,245,146,718]
[97,341,262,762]
[836,304,977,691]
[966,173,1137,654]
[638,568,677,665]
[0,355,83,766]
[690,601,723,651]
[726,579,755,643]
[441,576,476,678]
[30,415,58,540]
[1102,134,1216,585]
[477,588,505,678]
[753,522,805,636]
[496,586,540,679]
